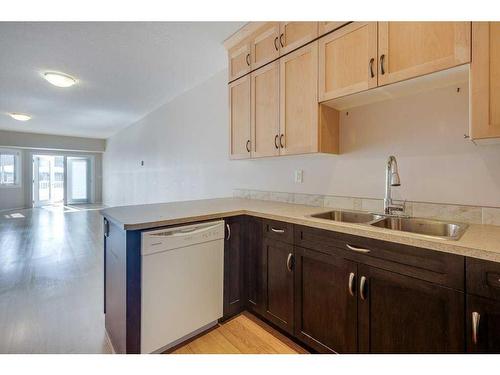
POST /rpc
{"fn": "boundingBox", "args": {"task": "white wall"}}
[103,69,500,208]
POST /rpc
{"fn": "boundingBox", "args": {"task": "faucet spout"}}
[384,156,404,215]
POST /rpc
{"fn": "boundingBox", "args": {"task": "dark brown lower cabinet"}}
[262,237,294,334]
[294,246,358,353]
[466,295,500,353]
[245,217,263,313]
[357,264,465,353]
[223,217,245,318]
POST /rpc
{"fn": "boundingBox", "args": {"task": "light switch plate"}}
[294,169,303,183]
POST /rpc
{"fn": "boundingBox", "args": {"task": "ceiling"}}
[0,22,243,139]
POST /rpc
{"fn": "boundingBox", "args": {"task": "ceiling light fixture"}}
[9,113,32,121]
[43,71,77,88]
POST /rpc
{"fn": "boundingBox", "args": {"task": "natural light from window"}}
[0,149,20,186]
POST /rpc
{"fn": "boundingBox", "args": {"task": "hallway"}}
[0,206,110,353]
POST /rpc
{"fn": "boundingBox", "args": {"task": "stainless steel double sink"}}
[309,210,468,240]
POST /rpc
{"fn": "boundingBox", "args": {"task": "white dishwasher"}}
[140,220,225,353]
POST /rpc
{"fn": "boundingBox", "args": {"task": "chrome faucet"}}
[384,155,405,215]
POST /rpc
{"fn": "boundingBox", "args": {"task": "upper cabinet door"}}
[318,21,349,36]
[228,40,251,82]
[279,22,318,55]
[318,22,378,102]
[378,22,471,86]
[229,75,251,159]
[470,22,500,140]
[251,61,280,158]
[250,22,280,70]
[280,41,319,156]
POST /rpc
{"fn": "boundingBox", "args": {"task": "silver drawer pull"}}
[346,244,371,253]
[472,311,480,345]
[271,227,285,234]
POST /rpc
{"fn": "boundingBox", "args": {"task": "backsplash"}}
[233,189,500,226]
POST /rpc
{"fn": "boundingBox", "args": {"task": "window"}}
[0,149,21,187]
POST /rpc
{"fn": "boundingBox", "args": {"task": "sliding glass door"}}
[32,155,92,207]
[67,157,91,204]
[33,155,65,207]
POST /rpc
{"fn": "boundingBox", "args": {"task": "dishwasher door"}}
[140,220,225,353]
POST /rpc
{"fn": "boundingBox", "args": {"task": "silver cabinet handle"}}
[225,223,231,241]
[380,54,385,75]
[346,244,371,254]
[103,218,109,238]
[286,253,294,272]
[348,272,356,297]
[271,227,285,234]
[472,311,480,345]
[360,276,367,301]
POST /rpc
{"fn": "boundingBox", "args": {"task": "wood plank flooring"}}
[0,205,305,354]
[0,206,111,353]
[172,312,308,354]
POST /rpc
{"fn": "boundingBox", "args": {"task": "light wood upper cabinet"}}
[280,42,319,155]
[470,22,500,141]
[250,22,280,71]
[319,22,378,102]
[229,75,251,159]
[228,40,251,82]
[319,21,349,35]
[251,61,280,158]
[378,22,471,86]
[279,22,318,55]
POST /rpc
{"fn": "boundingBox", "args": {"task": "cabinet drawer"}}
[262,219,294,244]
[467,257,500,301]
[295,225,464,290]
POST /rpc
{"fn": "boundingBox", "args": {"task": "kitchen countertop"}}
[101,197,500,263]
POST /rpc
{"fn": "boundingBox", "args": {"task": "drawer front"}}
[467,257,500,301]
[262,219,294,244]
[295,225,464,290]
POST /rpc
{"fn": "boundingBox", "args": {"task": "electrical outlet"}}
[294,169,303,183]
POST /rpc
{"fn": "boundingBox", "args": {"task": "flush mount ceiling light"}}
[43,71,77,88]
[8,113,32,121]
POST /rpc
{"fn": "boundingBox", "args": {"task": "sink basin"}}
[310,210,383,224]
[370,217,468,240]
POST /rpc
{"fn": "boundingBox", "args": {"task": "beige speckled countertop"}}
[101,197,500,263]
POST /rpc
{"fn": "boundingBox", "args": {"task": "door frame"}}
[66,156,92,205]
[29,151,96,208]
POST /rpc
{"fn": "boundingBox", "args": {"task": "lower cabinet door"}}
[294,247,358,353]
[467,295,500,353]
[262,238,294,334]
[223,217,244,318]
[358,264,465,353]
[245,217,263,313]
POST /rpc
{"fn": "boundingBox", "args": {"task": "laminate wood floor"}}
[172,312,308,354]
[0,206,111,353]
